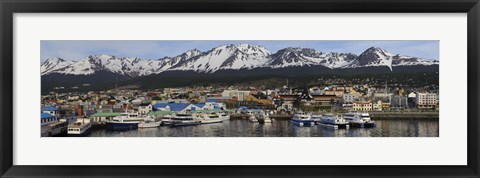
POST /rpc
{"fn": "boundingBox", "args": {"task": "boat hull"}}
[348,122,376,128]
[291,119,315,126]
[106,122,139,131]
[317,122,350,129]
[138,122,161,128]
[201,119,223,124]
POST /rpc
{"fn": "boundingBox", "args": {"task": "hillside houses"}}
[41,81,439,124]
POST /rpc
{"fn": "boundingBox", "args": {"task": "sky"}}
[41,40,439,61]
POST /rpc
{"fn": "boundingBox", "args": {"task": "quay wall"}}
[231,112,439,120]
[369,112,439,120]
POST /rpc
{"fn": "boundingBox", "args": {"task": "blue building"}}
[41,106,59,116]
[41,113,57,125]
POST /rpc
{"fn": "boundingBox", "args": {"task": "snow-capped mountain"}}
[40,57,74,75]
[41,44,438,76]
[346,47,439,71]
[268,47,357,68]
[48,54,165,77]
[169,44,271,72]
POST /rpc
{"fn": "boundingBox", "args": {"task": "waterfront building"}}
[372,100,391,111]
[353,101,373,111]
[416,92,439,110]
[41,106,59,116]
[391,95,408,109]
[41,113,58,125]
[373,100,383,111]
[90,112,121,123]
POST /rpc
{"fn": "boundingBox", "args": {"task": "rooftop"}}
[41,106,58,111]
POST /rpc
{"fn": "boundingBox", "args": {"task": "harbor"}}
[40,66,440,138]
[86,119,438,137]
[41,109,439,137]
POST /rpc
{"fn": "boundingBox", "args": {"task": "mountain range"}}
[41,44,439,91]
[41,44,438,76]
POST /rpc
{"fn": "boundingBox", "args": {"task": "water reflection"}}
[89,119,439,137]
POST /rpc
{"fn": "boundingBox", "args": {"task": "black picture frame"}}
[1,0,479,177]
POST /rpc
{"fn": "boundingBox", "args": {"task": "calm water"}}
[89,119,439,137]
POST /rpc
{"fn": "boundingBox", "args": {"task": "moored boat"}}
[291,114,315,126]
[343,112,376,128]
[197,113,223,124]
[106,112,144,131]
[171,113,201,127]
[67,118,92,136]
[138,116,161,128]
[219,112,230,121]
[315,114,349,129]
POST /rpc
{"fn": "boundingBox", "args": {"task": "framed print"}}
[1,0,479,177]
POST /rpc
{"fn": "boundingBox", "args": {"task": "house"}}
[138,103,152,115]
[41,113,57,125]
[353,101,372,111]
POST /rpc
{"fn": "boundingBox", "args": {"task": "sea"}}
[88,119,439,137]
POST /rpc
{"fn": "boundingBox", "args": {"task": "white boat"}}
[343,112,376,128]
[316,114,349,129]
[106,112,145,130]
[291,114,315,126]
[219,112,230,121]
[138,116,161,128]
[67,118,92,136]
[170,113,201,126]
[196,113,223,124]
[160,114,175,126]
